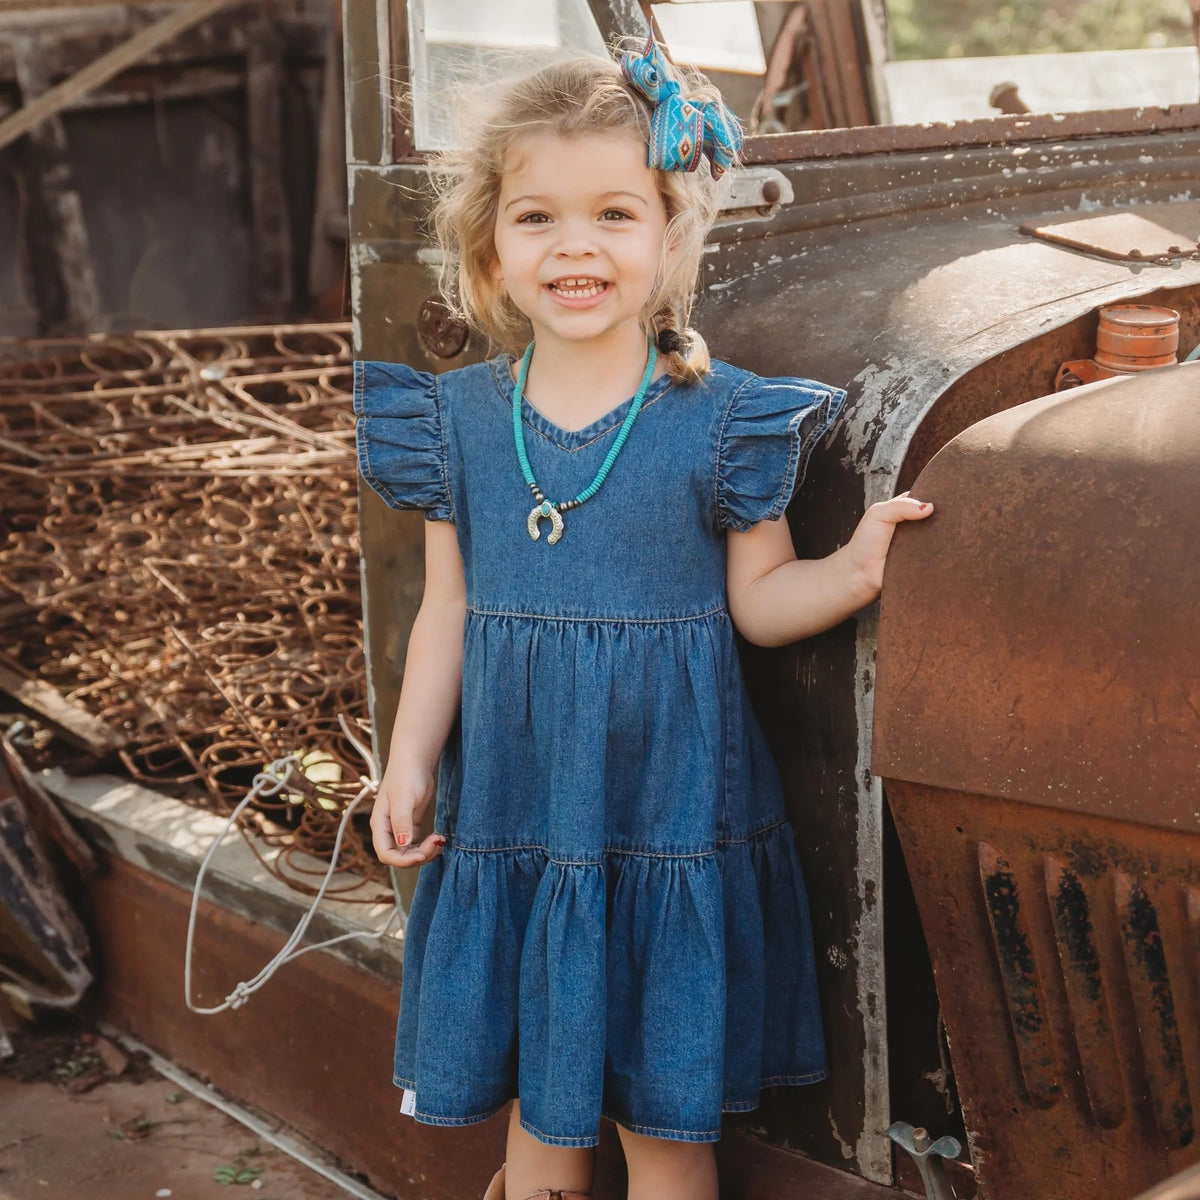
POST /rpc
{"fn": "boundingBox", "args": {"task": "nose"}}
[552,216,598,259]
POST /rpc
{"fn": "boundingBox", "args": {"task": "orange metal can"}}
[1094,303,1181,371]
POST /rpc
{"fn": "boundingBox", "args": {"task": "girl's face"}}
[492,130,671,354]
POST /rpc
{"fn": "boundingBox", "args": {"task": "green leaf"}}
[234,1167,264,1184]
[213,1165,238,1185]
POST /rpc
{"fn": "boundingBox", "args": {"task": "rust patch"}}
[884,784,1200,1200]
[978,842,1059,1108]
[1114,872,1194,1150]
[743,103,1200,163]
[874,364,1200,829]
[1044,856,1125,1129]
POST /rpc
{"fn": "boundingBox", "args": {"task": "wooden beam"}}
[0,66,243,122]
[0,0,239,154]
[9,32,101,332]
[246,10,293,318]
[0,15,325,85]
[0,652,124,755]
[307,5,346,302]
[0,0,198,9]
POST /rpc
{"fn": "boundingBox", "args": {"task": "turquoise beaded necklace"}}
[512,339,658,545]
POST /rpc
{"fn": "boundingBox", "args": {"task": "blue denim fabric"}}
[353,355,846,1145]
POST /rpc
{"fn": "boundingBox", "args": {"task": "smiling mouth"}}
[547,278,610,298]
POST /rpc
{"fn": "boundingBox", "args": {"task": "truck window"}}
[651,1,767,75]
[409,0,606,151]
[880,0,1198,123]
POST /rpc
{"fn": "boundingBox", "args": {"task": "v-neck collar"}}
[488,355,674,450]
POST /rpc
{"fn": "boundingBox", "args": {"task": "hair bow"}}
[619,38,743,178]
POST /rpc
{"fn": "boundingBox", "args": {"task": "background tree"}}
[887,0,1194,58]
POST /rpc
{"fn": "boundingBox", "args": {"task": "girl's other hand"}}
[844,492,933,599]
[370,762,447,868]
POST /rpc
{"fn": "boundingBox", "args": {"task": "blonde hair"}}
[428,54,735,384]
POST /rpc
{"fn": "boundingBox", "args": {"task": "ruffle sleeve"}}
[715,373,846,532]
[353,360,453,522]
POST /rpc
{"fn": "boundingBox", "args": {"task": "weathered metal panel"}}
[343,0,388,166]
[348,160,457,910]
[895,282,1200,491]
[388,0,412,161]
[585,0,649,46]
[874,363,1200,1196]
[884,783,1200,1199]
[873,366,1200,827]
[719,146,1200,246]
[743,103,1200,163]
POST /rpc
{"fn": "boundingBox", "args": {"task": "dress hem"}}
[391,1068,830,1144]
[392,1075,509,1129]
[720,1067,830,1112]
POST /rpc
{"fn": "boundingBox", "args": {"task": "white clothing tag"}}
[400,1088,417,1117]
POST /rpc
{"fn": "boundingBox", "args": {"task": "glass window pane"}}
[651,2,766,75]
[887,0,1195,59]
[410,0,607,151]
[882,0,1198,122]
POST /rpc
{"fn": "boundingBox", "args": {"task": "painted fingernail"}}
[396,833,409,846]
[434,836,447,846]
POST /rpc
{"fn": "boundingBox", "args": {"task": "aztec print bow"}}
[619,38,743,178]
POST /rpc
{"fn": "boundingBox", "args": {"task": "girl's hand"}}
[844,492,933,599]
[370,761,447,869]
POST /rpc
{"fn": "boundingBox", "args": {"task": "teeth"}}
[551,279,606,297]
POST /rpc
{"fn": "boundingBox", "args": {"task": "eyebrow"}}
[503,190,651,212]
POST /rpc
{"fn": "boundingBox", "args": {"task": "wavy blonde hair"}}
[428,54,735,384]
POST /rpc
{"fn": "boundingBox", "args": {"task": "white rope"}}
[184,713,398,1016]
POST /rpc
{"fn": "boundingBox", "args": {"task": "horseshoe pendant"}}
[527,501,564,545]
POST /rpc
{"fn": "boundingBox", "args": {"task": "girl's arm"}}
[726,495,932,648]
[370,520,466,868]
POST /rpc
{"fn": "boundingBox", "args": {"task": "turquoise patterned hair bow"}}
[619,38,743,178]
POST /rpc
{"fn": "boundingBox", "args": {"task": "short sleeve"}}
[715,374,847,532]
[353,359,453,522]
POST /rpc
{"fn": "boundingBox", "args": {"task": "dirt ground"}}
[0,1015,371,1200]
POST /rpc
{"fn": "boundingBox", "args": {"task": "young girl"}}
[356,41,930,1200]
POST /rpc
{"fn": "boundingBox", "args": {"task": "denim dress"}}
[353,353,846,1147]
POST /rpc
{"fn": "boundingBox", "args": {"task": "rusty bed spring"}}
[0,323,387,899]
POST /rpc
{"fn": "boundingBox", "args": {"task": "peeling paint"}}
[828,1107,856,1161]
[351,242,381,267]
[852,605,891,1183]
